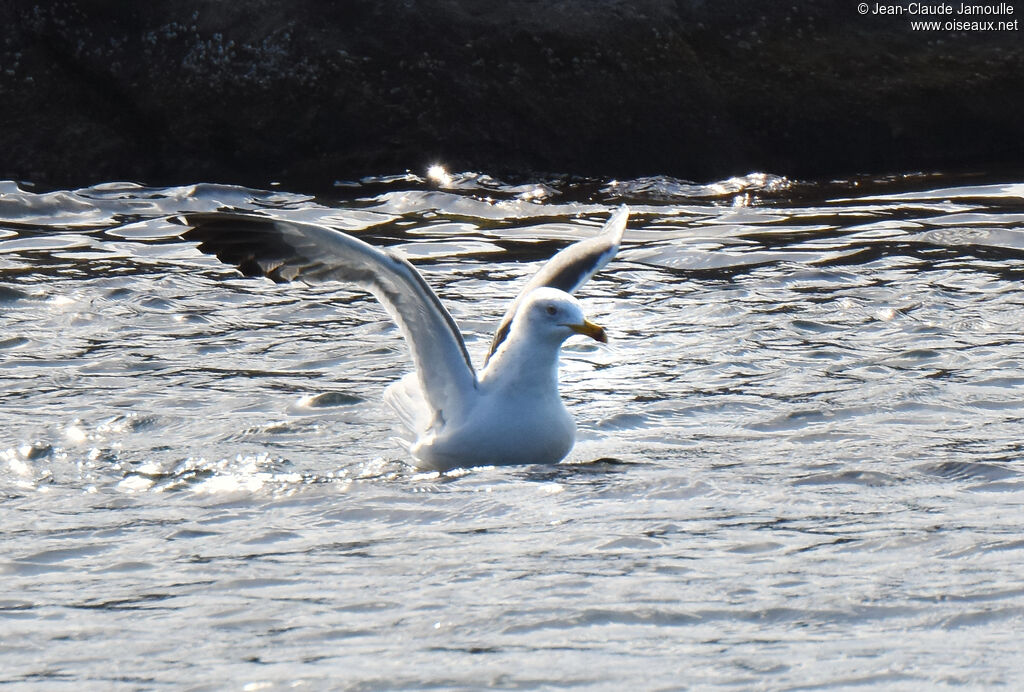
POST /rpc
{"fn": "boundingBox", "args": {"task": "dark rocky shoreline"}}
[2,0,1022,191]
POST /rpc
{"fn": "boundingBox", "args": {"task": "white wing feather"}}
[177,213,478,424]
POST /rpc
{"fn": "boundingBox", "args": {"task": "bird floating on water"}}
[176,205,628,471]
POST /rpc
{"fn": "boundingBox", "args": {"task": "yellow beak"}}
[569,318,607,343]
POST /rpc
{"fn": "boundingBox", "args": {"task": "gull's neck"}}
[479,328,563,394]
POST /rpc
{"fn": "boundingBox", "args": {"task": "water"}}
[2,171,1024,689]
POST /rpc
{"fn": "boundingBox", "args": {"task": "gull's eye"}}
[546,305,557,316]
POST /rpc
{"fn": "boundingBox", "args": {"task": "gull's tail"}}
[383,372,432,443]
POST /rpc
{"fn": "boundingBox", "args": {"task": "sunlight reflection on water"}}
[1,171,1024,688]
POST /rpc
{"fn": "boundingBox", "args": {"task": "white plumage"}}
[178,205,628,470]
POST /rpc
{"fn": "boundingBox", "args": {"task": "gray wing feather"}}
[176,212,477,420]
[485,205,628,363]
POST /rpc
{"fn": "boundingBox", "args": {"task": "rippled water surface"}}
[3,171,1024,689]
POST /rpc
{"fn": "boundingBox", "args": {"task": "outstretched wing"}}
[485,205,629,364]
[175,212,477,421]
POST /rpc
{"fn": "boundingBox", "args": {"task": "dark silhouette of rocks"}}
[2,0,1022,190]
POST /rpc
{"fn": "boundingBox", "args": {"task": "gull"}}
[175,205,628,471]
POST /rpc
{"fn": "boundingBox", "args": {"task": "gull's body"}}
[395,286,586,469]
[177,206,628,471]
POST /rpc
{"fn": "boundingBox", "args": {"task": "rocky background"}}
[2,0,1022,190]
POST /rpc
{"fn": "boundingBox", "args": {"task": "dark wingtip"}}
[175,212,303,283]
